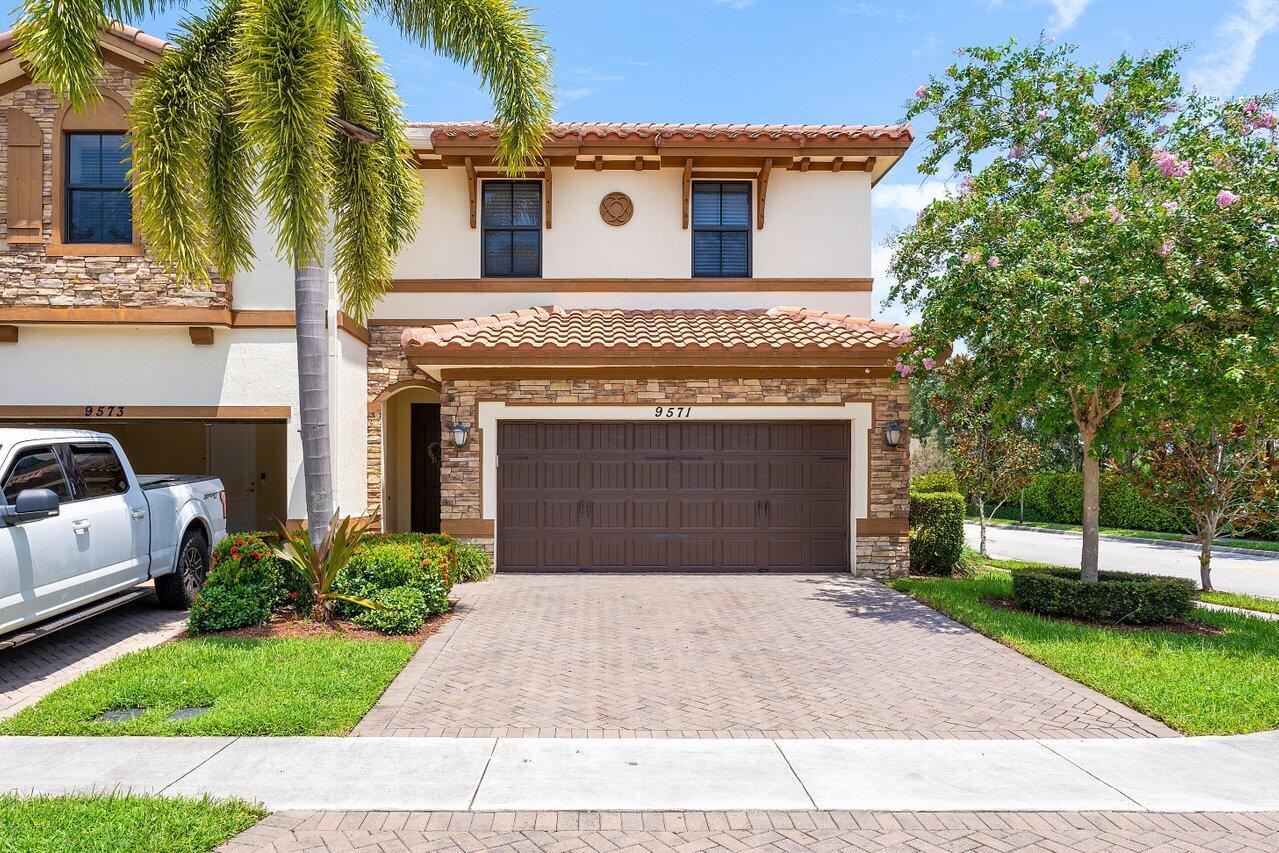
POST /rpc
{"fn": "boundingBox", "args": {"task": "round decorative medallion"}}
[599,192,634,226]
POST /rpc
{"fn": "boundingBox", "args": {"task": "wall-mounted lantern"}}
[450,422,471,448]
[883,420,905,448]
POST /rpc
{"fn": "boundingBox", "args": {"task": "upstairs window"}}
[65,132,132,244]
[482,180,542,277]
[692,181,751,277]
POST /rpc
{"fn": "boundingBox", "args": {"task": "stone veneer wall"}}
[435,375,911,577]
[0,68,229,308]
[365,324,418,516]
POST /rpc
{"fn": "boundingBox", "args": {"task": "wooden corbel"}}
[0,325,17,344]
[756,158,772,230]
[832,157,844,173]
[465,157,477,228]
[681,159,693,229]
[188,326,215,346]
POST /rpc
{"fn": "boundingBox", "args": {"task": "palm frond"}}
[234,0,339,266]
[380,0,554,174]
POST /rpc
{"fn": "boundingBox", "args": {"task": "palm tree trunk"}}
[294,256,333,549]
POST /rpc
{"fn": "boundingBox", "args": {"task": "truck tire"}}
[156,527,209,609]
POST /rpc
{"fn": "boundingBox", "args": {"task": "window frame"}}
[0,444,74,505]
[63,131,133,245]
[480,179,543,279]
[690,180,753,279]
[64,442,131,502]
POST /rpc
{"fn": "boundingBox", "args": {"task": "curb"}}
[970,521,1279,558]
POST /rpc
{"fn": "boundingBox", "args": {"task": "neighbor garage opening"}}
[497,421,851,572]
[0,418,286,533]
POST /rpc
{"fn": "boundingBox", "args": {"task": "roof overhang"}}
[0,23,167,96]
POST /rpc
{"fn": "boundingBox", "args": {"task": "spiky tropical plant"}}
[272,512,382,622]
[13,0,554,545]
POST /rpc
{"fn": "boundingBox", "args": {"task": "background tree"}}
[931,358,1039,556]
[890,41,1279,581]
[14,0,554,545]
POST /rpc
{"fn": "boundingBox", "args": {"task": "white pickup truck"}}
[0,428,226,648]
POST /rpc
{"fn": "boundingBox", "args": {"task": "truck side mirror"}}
[10,488,61,523]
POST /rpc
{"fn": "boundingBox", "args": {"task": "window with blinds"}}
[482,180,542,277]
[691,181,751,277]
[65,132,132,244]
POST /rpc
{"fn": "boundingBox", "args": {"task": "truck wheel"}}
[156,528,209,609]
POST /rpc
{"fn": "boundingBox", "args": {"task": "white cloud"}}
[872,180,950,215]
[1188,0,1279,96]
[1044,0,1095,34]
[871,244,920,326]
[559,87,597,102]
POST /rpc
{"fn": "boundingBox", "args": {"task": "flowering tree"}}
[890,41,1279,582]
[1130,412,1278,591]
[932,358,1039,556]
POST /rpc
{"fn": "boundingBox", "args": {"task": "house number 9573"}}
[654,406,692,419]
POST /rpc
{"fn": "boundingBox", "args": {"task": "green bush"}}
[188,584,271,633]
[909,491,966,575]
[352,585,429,634]
[335,541,450,621]
[911,470,959,494]
[1011,567,1195,624]
[360,532,458,591]
[456,543,493,583]
[207,531,310,611]
[1019,471,1183,533]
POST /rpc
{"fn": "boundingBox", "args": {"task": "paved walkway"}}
[354,574,1174,739]
[969,522,1279,598]
[0,588,186,720]
[221,809,1279,852]
[4,732,1278,812]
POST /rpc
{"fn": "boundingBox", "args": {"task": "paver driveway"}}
[355,574,1174,739]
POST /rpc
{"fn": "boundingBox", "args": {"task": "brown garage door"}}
[497,421,851,572]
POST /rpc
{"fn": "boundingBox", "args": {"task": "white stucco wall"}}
[330,324,370,517]
[389,165,873,283]
[231,210,296,311]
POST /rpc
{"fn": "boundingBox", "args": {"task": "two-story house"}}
[0,25,914,575]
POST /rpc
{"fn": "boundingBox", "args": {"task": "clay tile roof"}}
[411,121,912,146]
[402,307,907,363]
[0,22,169,58]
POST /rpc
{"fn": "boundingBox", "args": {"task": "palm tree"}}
[14,0,553,545]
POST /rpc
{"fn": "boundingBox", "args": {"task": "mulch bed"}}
[182,605,455,646]
[981,596,1224,636]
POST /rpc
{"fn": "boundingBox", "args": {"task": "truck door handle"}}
[72,520,91,533]
[130,509,146,520]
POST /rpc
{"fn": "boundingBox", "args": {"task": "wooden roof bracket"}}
[634,156,643,171]
[832,157,844,172]
[544,163,553,229]
[681,159,693,229]
[862,156,877,172]
[465,157,477,228]
[756,158,772,230]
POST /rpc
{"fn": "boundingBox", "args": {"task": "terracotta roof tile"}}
[412,121,911,146]
[402,307,906,362]
[0,22,169,57]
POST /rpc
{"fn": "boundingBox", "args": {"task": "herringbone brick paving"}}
[0,587,185,719]
[220,810,1279,851]
[354,574,1175,739]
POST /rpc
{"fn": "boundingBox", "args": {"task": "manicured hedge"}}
[909,491,966,575]
[910,470,959,494]
[1010,567,1195,624]
[1002,471,1183,533]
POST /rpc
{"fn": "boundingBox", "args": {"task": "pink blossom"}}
[1154,123,1169,135]
[895,328,913,344]
[922,357,937,370]
[1217,190,1241,208]
[894,362,913,376]
[1037,108,1050,119]
[962,250,981,265]
[1066,208,1086,224]
[987,256,1001,268]
[1157,239,1173,257]
[1078,275,1090,284]
[1162,200,1179,212]
[1153,149,1191,178]
[1255,112,1277,130]
[916,210,925,223]
[915,85,928,99]
[1107,205,1126,224]
[958,174,974,194]
[1244,101,1260,115]
[1008,145,1026,161]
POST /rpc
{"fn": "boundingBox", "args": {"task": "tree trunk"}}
[1080,429,1100,583]
[294,256,333,550]
[977,496,989,557]
[1197,516,1217,592]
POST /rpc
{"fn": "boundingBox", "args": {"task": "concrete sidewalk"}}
[3,731,1278,812]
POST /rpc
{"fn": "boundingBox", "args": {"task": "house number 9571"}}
[654,406,692,419]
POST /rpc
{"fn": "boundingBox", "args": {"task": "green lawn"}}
[0,794,263,853]
[1199,590,1279,616]
[0,637,415,736]
[975,516,1279,553]
[889,569,1279,736]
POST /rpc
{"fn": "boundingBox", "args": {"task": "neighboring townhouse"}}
[0,25,915,575]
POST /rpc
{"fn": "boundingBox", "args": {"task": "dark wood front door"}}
[497,421,851,572]
[410,403,442,534]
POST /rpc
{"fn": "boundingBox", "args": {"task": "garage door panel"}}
[497,421,850,573]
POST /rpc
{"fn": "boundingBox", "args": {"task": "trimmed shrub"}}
[352,585,429,634]
[207,532,305,610]
[456,543,493,583]
[188,584,271,633]
[335,541,451,621]
[1011,567,1195,624]
[360,532,458,591]
[909,491,966,575]
[1018,471,1183,533]
[911,470,959,494]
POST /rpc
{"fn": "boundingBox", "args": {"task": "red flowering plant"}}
[208,531,302,610]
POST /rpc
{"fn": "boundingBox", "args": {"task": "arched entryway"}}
[378,382,442,533]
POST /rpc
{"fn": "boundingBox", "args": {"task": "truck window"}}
[1,446,73,503]
[68,443,130,499]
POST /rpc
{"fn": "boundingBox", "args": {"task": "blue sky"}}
[5,1,1276,318]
